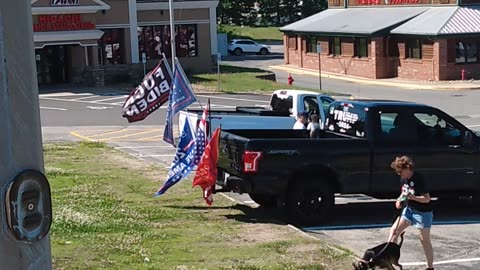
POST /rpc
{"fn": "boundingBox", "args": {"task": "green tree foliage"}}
[218,0,328,26]
[218,0,257,25]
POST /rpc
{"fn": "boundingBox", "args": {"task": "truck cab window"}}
[378,112,418,143]
[270,94,293,112]
[303,96,320,115]
[413,112,461,145]
[326,103,366,138]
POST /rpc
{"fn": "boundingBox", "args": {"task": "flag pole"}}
[169,0,175,74]
[208,98,212,139]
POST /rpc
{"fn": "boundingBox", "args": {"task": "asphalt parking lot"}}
[40,88,480,269]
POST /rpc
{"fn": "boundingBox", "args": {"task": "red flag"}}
[192,128,221,205]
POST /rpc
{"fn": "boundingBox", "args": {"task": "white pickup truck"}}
[178,90,336,135]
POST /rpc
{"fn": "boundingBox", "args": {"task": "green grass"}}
[218,25,283,43]
[191,65,330,94]
[45,141,352,269]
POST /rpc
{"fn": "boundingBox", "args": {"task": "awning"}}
[391,6,480,36]
[280,7,429,36]
[33,30,104,44]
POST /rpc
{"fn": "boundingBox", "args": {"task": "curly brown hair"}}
[390,156,414,171]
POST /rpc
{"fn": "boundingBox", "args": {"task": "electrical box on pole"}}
[0,1,53,269]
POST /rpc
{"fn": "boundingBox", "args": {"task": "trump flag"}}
[155,117,196,196]
[194,100,209,165]
[192,128,221,205]
[163,61,197,145]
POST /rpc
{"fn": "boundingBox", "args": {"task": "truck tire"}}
[249,194,277,208]
[287,181,334,226]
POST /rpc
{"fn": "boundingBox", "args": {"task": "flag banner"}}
[122,58,173,123]
[155,117,196,196]
[192,128,221,205]
[163,60,198,145]
[194,100,209,165]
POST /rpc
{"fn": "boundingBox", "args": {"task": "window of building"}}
[456,41,478,64]
[329,37,341,56]
[98,29,125,65]
[406,39,422,59]
[306,36,318,53]
[138,24,197,60]
[354,38,369,58]
[288,35,297,50]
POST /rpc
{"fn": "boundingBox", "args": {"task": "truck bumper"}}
[216,176,252,194]
[216,174,287,197]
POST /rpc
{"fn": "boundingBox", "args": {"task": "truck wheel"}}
[249,194,277,208]
[287,181,334,226]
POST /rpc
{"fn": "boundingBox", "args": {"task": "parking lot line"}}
[88,129,132,138]
[402,257,480,266]
[93,96,128,103]
[97,129,162,141]
[138,135,164,141]
[40,106,67,111]
[70,131,95,142]
[304,220,480,231]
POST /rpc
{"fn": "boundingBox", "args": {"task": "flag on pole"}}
[122,57,173,123]
[163,60,197,145]
[194,100,209,165]
[192,128,221,205]
[155,117,196,196]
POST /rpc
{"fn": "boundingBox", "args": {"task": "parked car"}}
[216,100,480,225]
[179,90,335,136]
[228,39,271,56]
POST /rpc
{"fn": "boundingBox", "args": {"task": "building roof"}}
[390,6,480,36]
[279,7,429,36]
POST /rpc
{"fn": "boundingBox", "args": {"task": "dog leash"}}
[371,200,406,261]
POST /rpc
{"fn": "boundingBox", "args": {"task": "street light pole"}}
[317,43,322,91]
[0,2,52,269]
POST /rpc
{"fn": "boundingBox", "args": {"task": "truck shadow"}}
[219,198,480,229]
[304,198,480,230]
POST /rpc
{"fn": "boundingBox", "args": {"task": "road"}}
[39,86,480,269]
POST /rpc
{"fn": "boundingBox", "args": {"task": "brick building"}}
[31,0,219,85]
[280,0,480,81]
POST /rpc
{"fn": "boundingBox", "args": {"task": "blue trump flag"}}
[163,61,198,145]
[155,117,196,196]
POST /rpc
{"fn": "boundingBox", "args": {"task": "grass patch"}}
[191,65,329,94]
[46,141,352,269]
[218,25,283,43]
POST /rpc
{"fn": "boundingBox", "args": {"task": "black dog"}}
[352,231,405,270]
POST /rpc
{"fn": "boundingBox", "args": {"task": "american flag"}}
[194,101,209,165]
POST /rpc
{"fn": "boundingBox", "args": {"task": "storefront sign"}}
[33,14,95,32]
[349,0,431,5]
[50,0,79,6]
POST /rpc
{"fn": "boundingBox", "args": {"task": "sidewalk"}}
[270,64,480,91]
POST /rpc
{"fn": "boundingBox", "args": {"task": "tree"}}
[300,0,327,19]
[218,0,257,25]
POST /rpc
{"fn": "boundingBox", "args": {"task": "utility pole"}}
[0,1,53,269]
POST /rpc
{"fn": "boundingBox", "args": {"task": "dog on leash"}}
[352,231,405,270]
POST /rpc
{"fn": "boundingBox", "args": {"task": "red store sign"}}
[354,0,427,5]
[33,14,95,32]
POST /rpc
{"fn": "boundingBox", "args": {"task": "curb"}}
[269,65,480,91]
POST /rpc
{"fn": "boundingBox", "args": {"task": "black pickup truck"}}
[217,100,480,225]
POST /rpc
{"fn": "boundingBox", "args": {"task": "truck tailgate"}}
[217,131,248,184]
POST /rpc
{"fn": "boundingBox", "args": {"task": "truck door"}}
[371,108,418,196]
[410,109,478,193]
[372,107,479,196]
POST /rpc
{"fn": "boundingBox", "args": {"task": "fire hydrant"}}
[287,73,294,85]
[461,68,466,81]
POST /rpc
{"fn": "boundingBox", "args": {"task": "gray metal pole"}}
[169,0,176,73]
[0,1,52,269]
